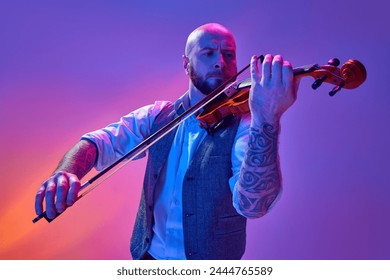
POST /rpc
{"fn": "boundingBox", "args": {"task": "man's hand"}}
[35,172,81,219]
[249,54,299,126]
[34,139,97,220]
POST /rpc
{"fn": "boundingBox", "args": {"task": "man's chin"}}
[208,77,223,84]
[193,79,224,96]
[206,79,224,93]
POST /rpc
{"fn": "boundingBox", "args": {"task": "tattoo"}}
[54,140,97,179]
[246,123,278,167]
[237,123,281,218]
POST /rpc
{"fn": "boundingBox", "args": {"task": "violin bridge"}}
[224,82,240,97]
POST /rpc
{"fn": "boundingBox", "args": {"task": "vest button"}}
[145,237,150,243]
[148,205,152,211]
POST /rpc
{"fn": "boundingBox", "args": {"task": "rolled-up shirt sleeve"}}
[81,101,171,171]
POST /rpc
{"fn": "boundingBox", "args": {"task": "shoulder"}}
[123,100,173,120]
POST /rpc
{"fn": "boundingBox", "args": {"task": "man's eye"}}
[224,52,235,59]
[204,51,214,56]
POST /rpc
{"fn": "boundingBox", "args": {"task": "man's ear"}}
[182,55,190,75]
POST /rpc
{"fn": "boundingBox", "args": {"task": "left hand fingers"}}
[282,59,293,89]
[249,54,297,122]
[261,54,273,84]
[268,54,296,99]
[282,59,298,101]
[258,54,293,88]
[270,54,294,89]
[250,55,261,84]
[271,55,283,85]
[250,53,296,94]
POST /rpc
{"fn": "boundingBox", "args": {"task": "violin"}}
[32,56,367,223]
[197,58,367,130]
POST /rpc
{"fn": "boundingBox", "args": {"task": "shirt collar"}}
[174,91,191,116]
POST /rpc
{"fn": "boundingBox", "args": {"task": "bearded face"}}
[188,63,225,96]
[184,27,238,96]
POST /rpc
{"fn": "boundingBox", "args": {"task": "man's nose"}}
[214,52,226,69]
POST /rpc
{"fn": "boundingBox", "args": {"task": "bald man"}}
[35,23,298,259]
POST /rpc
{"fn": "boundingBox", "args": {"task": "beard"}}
[188,64,224,96]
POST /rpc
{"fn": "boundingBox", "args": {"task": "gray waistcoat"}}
[130,103,247,260]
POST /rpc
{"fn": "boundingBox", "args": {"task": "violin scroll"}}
[340,59,367,89]
[294,58,366,96]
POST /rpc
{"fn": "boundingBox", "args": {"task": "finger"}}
[67,174,81,206]
[35,183,47,215]
[250,55,261,84]
[45,179,57,219]
[272,55,283,85]
[282,60,294,89]
[55,174,69,213]
[293,76,301,98]
[262,54,273,83]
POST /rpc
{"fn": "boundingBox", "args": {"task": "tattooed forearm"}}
[53,139,97,179]
[237,123,281,218]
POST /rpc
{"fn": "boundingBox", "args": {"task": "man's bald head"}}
[185,23,236,56]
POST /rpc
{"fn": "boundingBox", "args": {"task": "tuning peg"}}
[329,85,343,96]
[312,75,327,89]
[328,58,340,67]
[329,81,345,96]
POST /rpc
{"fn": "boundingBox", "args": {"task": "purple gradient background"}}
[1,0,389,259]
